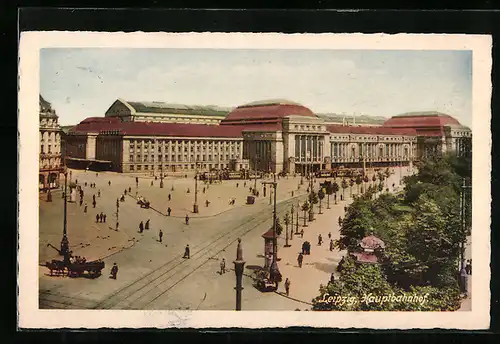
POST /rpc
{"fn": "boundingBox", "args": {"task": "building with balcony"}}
[39,95,63,190]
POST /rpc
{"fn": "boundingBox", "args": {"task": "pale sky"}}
[40,49,472,126]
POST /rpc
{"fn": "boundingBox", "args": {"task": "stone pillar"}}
[86,134,97,160]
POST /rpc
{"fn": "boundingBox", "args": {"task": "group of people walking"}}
[95,212,107,223]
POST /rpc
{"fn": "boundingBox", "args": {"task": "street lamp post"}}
[160,164,164,188]
[60,170,70,259]
[295,201,300,234]
[253,155,260,195]
[290,204,294,241]
[233,238,246,311]
[193,160,199,213]
[116,198,120,231]
[262,174,280,285]
[284,212,291,247]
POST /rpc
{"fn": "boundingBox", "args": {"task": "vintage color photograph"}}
[18,32,491,329]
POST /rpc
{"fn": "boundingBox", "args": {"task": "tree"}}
[341,179,348,199]
[312,255,397,311]
[332,182,339,204]
[301,201,310,227]
[283,212,291,247]
[318,189,325,214]
[363,175,369,193]
[325,182,333,209]
[275,217,283,236]
[355,175,363,194]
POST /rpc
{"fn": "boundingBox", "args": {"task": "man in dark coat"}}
[110,263,118,279]
[139,221,144,233]
[96,214,100,223]
[297,253,303,268]
[183,244,190,259]
[145,219,150,230]
[167,207,171,216]
[185,214,189,225]
[159,230,163,243]
[103,214,107,223]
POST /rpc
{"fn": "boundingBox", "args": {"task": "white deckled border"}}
[18,32,492,329]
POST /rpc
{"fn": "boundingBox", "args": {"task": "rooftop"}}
[39,95,58,118]
[71,118,253,138]
[123,100,231,117]
[326,124,416,136]
[222,100,316,125]
[383,111,462,128]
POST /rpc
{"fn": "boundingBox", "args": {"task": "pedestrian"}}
[220,258,226,274]
[103,213,106,223]
[185,214,189,225]
[285,278,291,296]
[96,173,98,177]
[96,214,100,223]
[236,183,239,188]
[85,182,87,187]
[297,253,303,268]
[110,263,118,279]
[205,199,210,207]
[145,219,150,230]
[328,232,331,239]
[168,194,171,201]
[93,200,96,208]
[244,182,246,187]
[79,198,83,207]
[183,244,190,259]
[124,189,127,195]
[329,239,334,251]
[340,194,343,201]
[300,229,304,238]
[75,179,78,185]
[108,181,111,186]
[318,234,323,246]
[93,194,96,202]
[203,187,206,194]
[338,216,342,227]
[139,221,144,233]
[99,212,103,222]
[159,229,163,243]
[344,206,347,212]
[151,181,153,186]
[329,273,335,285]
[167,207,171,216]
[84,203,88,213]
[128,187,131,193]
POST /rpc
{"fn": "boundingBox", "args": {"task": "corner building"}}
[66,99,469,174]
[39,95,63,190]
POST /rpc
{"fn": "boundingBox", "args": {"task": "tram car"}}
[315,169,334,178]
[222,171,244,180]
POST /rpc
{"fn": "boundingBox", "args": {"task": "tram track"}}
[92,196,303,310]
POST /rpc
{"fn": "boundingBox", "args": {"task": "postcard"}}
[18,32,491,329]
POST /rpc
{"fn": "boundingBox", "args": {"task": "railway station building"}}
[63,98,470,174]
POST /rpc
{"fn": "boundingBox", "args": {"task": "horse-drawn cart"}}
[67,260,105,278]
[44,244,105,279]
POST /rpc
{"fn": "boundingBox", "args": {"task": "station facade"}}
[64,98,471,174]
